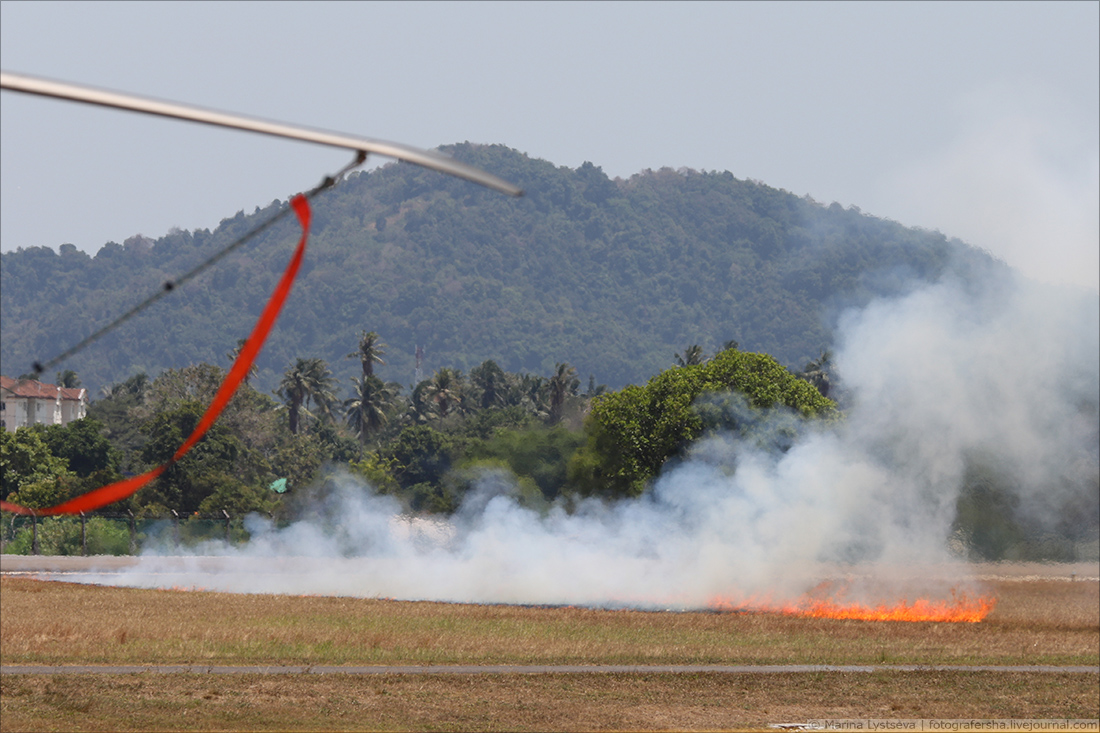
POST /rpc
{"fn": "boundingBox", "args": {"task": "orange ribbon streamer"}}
[1,195,312,517]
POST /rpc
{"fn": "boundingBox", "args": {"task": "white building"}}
[0,376,88,430]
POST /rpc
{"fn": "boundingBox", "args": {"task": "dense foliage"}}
[570,346,836,498]
[1,340,830,516]
[0,144,1001,399]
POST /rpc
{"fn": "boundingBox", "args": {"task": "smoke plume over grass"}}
[68,264,1098,612]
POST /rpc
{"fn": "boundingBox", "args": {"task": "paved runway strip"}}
[3,664,1098,675]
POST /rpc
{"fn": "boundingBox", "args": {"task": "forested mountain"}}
[1,143,1001,398]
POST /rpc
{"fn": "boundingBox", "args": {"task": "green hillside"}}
[0,143,1001,398]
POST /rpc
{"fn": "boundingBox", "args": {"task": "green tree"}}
[675,345,707,367]
[276,358,337,434]
[307,419,362,464]
[547,362,580,424]
[386,425,453,488]
[457,404,535,441]
[402,380,437,425]
[518,374,549,417]
[462,425,585,502]
[97,372,149,401]
[347,451,401,494]
[31,418,119,478]
[570,349,836,498]
[266,430,328,501]
[138,363,285,466]
[139,400,265,514]
[196,474,275,517]
[225,338,259,384]
[426,367,463,419]
[348,330,386,378]
[88,373,150,477]
[55,369,82,388]
[344,375,398,445]
[469,359,507,410]
[383,425,458,512]
[0,427,75,507]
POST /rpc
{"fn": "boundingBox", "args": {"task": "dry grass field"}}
[1,568,1097,731]
[3,670,1096,732]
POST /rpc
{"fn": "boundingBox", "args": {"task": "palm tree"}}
[55,370,81,388]
[225,338,258,384]
[426,367,463,418]
[402,379,437,424]
[99,372,149,400]
[518,374,548,417]
[348,331,386,378]
[469,359,507,410]
[344,375,397,445]
[276,358,337,434]
[675,344,707,367]
[548,363,580,424]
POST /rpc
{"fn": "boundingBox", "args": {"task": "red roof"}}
[0,375,86,401]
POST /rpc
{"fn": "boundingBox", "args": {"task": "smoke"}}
[878,81,1100,292]
[62,264,1098,609]
[835,269,1099,533]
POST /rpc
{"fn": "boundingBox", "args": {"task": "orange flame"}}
[708,588,996,622]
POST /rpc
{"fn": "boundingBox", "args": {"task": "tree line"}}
[1,335,834,520]
[4,334,1092,562]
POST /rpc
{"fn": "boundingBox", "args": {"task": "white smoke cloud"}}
[878,81,1100,292]
[835,269,1099,548]
[59,264,1098,610]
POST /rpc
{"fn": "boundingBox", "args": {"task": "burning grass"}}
[708,581,996,622]
[1,572,1096,667]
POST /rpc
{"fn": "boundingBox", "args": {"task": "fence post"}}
[223,509,231,545]
[32,511,40,556]
[80,512,87,556]
[172,509,180,547]
[128,510,137,555]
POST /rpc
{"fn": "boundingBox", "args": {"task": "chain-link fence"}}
[0,511,260,556]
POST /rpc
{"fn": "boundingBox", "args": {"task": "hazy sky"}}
[2,1,1097,290]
